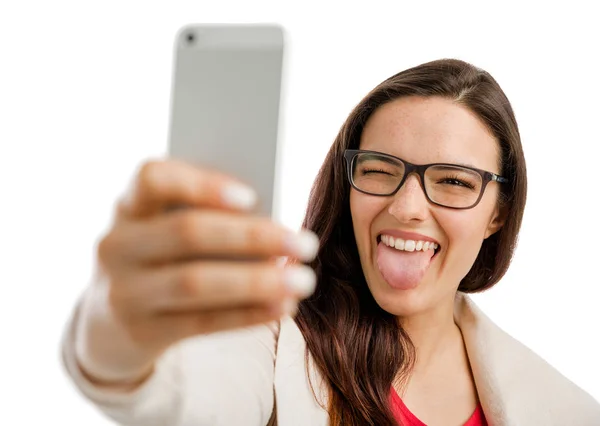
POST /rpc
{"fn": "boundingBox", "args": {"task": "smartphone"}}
[166,24,285,217]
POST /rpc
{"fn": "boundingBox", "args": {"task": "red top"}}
[390,388,487,426]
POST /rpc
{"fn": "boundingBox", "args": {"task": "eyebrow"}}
[360,151,480,170]
[356,154,401,166]
[434,163,480,171]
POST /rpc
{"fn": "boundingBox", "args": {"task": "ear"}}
[484,203,507,239]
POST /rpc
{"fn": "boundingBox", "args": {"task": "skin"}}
[350,96,506,425]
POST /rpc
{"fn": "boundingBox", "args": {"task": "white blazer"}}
[62,293,600,425]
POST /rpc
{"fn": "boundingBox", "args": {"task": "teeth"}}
[394,238,405,250]
[380,234,439,253]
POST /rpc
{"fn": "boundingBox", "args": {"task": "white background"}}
[1,1,599,424]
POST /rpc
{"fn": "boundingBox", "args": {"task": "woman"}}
[62,58,600,425]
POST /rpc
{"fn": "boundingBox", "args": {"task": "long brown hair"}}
[294,58,528,425]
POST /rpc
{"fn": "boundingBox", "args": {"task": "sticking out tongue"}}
[376,241,436,290]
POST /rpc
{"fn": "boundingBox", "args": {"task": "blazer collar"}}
[274,293,600,425]
[454,292,600,425]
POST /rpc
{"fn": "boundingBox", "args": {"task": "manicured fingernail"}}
[221,183,257,210]
[286,231,319,261]
[283,266,317,297]
[281,298,298,317]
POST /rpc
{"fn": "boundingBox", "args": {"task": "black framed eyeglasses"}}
[344,149,508,209]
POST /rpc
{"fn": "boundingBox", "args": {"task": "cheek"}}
[350,192,367,241]
[436,208,493,272]
[444,213,487,241]
[350,192,385,249]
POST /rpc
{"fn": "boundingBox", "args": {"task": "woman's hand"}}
[73,159,319,388]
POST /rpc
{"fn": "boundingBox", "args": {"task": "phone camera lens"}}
[186,33,195,44]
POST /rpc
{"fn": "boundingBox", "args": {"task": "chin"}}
[368,279,434,317]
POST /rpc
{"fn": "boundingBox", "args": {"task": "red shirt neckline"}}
[390,387,487,426]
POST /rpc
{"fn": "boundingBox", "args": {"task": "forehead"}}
[359,96,500,172]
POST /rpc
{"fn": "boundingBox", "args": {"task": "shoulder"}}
[455,293,600,425]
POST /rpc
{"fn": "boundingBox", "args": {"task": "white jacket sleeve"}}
[61,303,279,426]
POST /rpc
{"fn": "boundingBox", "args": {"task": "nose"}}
[387,174,430,223]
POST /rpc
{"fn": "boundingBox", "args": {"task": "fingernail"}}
[281,298,298,317]
[221,183,257,210]
[283,266,317,297]
[286,231,319,261]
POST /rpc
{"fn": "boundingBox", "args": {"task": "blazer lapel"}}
[273,316,329,426]
[455,292,600,425]
[273,294,600,425]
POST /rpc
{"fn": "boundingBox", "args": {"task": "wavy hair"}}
[294,58,527,425]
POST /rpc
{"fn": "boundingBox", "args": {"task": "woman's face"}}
[350,96,505,317]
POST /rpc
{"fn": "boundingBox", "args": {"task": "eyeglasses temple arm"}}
[491,174,508,183]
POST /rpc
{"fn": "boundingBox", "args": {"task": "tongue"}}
[376,242,435,290]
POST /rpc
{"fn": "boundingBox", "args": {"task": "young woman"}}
[62,58,600,425]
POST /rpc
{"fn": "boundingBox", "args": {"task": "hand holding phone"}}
[72,25,320,388]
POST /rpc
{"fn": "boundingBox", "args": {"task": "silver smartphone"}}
[166,24,285,216]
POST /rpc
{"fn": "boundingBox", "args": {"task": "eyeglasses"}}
[344,149,508,209]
